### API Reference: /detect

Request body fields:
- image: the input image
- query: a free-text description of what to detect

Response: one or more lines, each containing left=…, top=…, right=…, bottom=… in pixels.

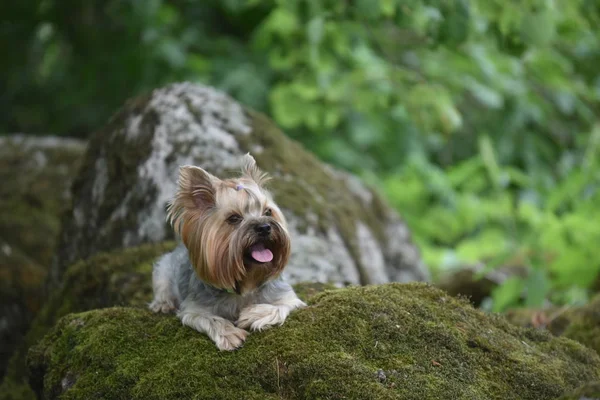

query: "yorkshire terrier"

left=149, top=154, right=306, bottom=350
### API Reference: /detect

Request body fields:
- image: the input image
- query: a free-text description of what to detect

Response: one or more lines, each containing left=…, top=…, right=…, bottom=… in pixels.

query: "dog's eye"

left=226, top=214, right=242, bottom=225
left=264, top=208, right=272, bottom=217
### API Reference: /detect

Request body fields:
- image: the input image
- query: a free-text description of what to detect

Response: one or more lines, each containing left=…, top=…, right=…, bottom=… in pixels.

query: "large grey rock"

left=0, top=134, right=85, bottom=378
left=52, top=83, right=428, bottom=289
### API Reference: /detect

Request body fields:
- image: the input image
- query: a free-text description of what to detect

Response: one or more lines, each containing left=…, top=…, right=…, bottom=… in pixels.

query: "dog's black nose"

left=255, top=223, right=271, bottom=236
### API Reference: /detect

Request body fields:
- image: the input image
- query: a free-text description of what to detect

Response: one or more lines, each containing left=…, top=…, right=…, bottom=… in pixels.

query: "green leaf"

left=263, top=8, right=299, bottom=36
left=380, top=0, right=396, bottom=17
left=455, top=229, right=509, bottom=263
left=517, top=201, right=544, bottom=228
left=270, top=85, right=306, bottom=128
left=186, top=54, right=210, bottom=75
left=478, top=134, right=502, bottom=189
left=491, top=277, right=525, bottom=312
left=307, top=17, right=325, bottom=45
left=550, top=250, right=598, bottom=287
left=355, top=0, right=382, bottom=19
left=520, top=7, right=556, bottom=47
left=157, top=39, right=186, bottom=68
left=546, top=170, right=591, bottom=212
left=323, top=108, right=342, bottom=129
left=524, top=268, right=550, bottom=308
left=464, top=78, right=504, bottom=109
left=446, top=157, right=484, bottom=188
left=407, top=84, right=462, bottom=133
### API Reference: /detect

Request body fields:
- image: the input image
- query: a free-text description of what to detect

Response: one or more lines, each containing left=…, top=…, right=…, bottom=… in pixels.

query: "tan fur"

left=166, top=153, right=290, bottom=293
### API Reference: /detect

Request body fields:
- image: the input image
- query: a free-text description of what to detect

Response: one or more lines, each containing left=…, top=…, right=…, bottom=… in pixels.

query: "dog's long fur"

left=149, top=154, right=305, bottom=350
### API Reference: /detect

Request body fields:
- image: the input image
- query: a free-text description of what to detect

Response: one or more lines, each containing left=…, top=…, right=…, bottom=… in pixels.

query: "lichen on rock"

left=0, top=134, right=85, bottom=379
left=27, top=283, right=600, bottom=400
left=51, top=83, right=428, bottom=291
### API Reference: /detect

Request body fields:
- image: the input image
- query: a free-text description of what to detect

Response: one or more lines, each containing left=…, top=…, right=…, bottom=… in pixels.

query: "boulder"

left=28, top=282, right=600, bottom=400
left=436, top=264, right=528, bottom=307
left=505, top=294, right=600, bottom=355
left=436, top=266, right=504, bottom=307
left=0, top=134, right=85, bottom=379
left=0, top=243, right=333, bottom=399
left=0, top=242, right=174, bottom=399
left=51, top=83, right=428, bottom=290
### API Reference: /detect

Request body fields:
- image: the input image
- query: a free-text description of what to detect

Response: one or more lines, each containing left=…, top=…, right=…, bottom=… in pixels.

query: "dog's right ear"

left=176, top=166, right=220, bottom=212
left=241, top=153, right=271, bottom=187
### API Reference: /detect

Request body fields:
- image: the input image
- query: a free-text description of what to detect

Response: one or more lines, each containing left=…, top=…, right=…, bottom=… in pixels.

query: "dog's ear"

left=241, top=153, right=271, bottom=187
left=176, top=166, right=220, bottom=212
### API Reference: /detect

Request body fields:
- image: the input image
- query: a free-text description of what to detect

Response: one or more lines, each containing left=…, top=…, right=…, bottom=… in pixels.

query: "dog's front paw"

left=236, top=304, right=287, bottom=332
left=149, top=299, right=177, bottom=314
left=213, top=323, right=248, bottom=351
left=180, top=312, right=248, bottom=351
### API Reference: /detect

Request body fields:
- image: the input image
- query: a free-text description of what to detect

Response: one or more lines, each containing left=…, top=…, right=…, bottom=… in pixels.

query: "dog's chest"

left=212, top=292, right=260, bottom=320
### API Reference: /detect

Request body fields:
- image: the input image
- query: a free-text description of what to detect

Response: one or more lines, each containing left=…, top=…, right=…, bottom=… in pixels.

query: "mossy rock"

left=0, top=134, right=85, bottom=379
left=557, top=381, right=600, bottom=400
left=505, top=294, right=600, bottom=356
left=436, top=267, right=502, bottom=307
left=0, top=242, right=176, bottom=400
left=560, top=295, right=600, bottom=357
left=52, top=82, right=428, bottom=291
left=28, top=283, right=600, bottom=400
left=0, top=243, right=333, bottom=399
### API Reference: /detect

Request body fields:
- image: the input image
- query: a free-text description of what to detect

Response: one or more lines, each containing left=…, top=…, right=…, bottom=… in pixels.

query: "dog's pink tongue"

left=251, top=243, right=273, bottom=263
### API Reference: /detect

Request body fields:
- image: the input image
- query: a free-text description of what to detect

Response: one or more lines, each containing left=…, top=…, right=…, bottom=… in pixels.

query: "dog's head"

left=167, top=154, right=290, bottom=294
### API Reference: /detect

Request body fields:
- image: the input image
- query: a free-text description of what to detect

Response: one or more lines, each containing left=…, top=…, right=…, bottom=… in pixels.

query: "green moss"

left=561, top=295, right=600, bottom=356
left=505, top=294, right=600, bottom=356
left=0, top=136, right=84, bottom=300
left=292, top=282, right=339, bottom=302
left=0, top=135, right=85, bottom=379
left=556, top=381, right=600, bottom=400
left=29, top=283, right=600, bottom=400
left=240, top=110, right=395, bottom=284
left=0, top=242, right=176, bottom=400
left=0, top=136, right=84, bottom=269
left=0, top=242, right=332, bottom=400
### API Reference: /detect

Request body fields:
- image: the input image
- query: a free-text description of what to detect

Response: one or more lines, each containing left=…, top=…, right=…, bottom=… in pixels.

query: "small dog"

left=149, top=154, right=306, bottom=350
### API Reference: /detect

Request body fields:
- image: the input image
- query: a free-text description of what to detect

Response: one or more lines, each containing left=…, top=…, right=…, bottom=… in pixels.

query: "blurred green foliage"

left=1, top=0, right=599, bottom=311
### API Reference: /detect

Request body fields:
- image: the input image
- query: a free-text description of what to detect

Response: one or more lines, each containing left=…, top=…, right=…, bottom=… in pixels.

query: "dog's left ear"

left=241, top=153, right=271, bottom=187
left=176, top=165, right=220, bottom=213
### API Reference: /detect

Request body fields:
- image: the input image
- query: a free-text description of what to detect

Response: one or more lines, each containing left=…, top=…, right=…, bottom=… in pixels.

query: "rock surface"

left=28, top=282, right=600, bottom=400
left=51, top=83, right=428, bottom=290
left=0, top=134, right=85, bottom=379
